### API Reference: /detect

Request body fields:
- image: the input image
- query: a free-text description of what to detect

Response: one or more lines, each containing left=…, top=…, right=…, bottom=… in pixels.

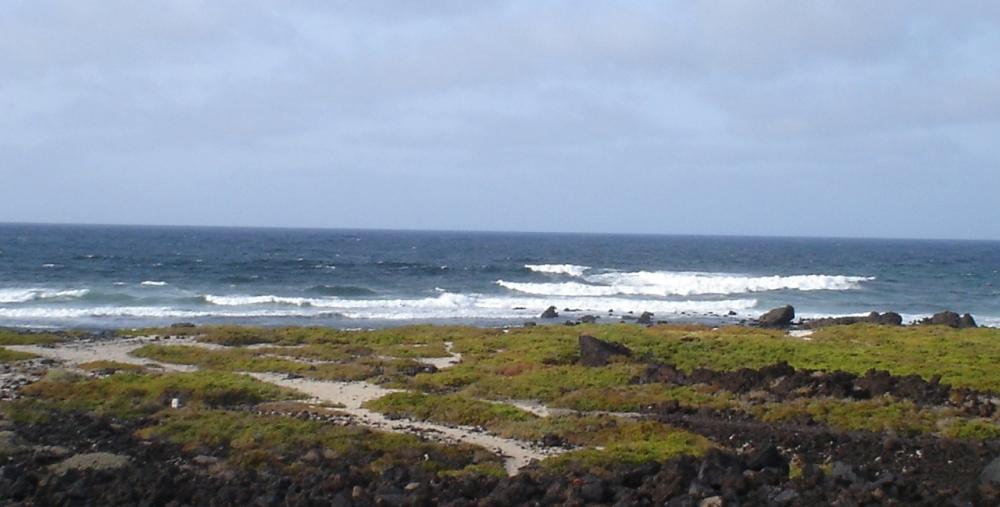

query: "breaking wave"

left=524, top=264, right=590, bottom=277
left=0, top=288, right=90, bottom=304
left=500, top=271, right=873, bottom=297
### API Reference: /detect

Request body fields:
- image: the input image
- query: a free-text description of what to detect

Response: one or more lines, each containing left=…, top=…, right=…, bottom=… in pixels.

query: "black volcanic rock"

left=579, top=335, right=632, bottom=367
left=539, top=306, right=559, bottom=319
left=920, top=311, right=977, bottom=328
left=637, top=311, right=654, bottom=325
left=757, top=306, right=795, bottom=327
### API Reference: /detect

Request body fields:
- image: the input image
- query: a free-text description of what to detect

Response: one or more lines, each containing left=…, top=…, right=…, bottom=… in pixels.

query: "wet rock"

left=637, top=311, right=654, bottom=325
left=757, top=306, right=795, bottom=327
left=579, top=315, right=598, bottom=324
left=540, top=306, right=559, bottom=319
left=578, top=335, right=632, bottom=367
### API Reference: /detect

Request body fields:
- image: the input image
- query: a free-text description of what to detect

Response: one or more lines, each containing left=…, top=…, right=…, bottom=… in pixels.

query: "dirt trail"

left=10, top=336, right=560, bottom=475
left=249, top=373, right=559, bottom=475
left=7, top=337, right=197, bottom=372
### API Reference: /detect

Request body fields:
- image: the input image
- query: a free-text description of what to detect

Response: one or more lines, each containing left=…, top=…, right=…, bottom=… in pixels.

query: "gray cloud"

left=1, top=1, right=998, bottom=239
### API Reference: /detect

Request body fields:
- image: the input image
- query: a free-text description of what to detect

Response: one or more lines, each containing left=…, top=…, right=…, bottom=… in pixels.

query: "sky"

left=1, top=2, right=999, bottom=240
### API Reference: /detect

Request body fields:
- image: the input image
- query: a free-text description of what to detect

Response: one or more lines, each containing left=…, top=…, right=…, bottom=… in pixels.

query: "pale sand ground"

left=788, top=329, right=815, bottom=339
left=9, top=336, right=562, bottom=475
left=250, top=373, right=560, bottom=475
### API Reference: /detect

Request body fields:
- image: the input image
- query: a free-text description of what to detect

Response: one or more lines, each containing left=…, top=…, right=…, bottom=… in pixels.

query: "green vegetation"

left=548, top=384, right=734, bottom=412
left=0, top=329, right=66, bottom=346
left=140, top=409, right=499, bottom=473
left=543, top=428, right=712, bottom=471
left=756, top=397, right=941, bottom=436
left=365, top=392, right=537, bottom=427
left=133, top=343, right=435, bottom=384
left=0, top=347, right=36, bottom=362
left=362, top=391, right=712, bottom=470
left=21, top=370, right=302, bottom=419
left=943, top=418, right=1000, bottom=440
left=77, top=360, right=148, bottom=372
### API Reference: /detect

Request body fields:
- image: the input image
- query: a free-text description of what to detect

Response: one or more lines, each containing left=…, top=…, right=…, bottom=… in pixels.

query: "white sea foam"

left=201, top=292, right=758, bottom=320
left=140, top=281, right=168, bottom=286
left=0, top=288, right=90, bottom=304
left=524, top=264, right=590, bottom=277
left=500, top=271, right=873, bottom=297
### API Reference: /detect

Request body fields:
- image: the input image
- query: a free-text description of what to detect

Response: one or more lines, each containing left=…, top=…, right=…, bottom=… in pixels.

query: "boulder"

left=876, top=311, right=903, bottom=326
left=805, top=311, right=902, bottom=328
left=960, top=313, right=978, bottom=328
left=919, top=311, right=977, bottom=328
left=579, top=335, right=632, bottom=367
left=637, top=311, right=654, bottom=325
left=540, top=306, right=559, bottom=319
left=981, top=457, right=1000, bottom=486
left=579, top=315, right=598, bottom=324
left=757, top=306, right=795, bottom=327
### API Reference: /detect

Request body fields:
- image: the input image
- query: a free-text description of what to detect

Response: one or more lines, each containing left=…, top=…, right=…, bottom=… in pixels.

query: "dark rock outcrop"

left=579, top=335, right=632, bottom=367
left=637, top=311, right=654, bottom=325
left=919, top=311, right=978, bottom=328
left=805, top=311, right=902, bottom=328
left=960, top=313, right=978, bottom=328
left=757, top=306, right=795, bottom=327
left=539, top=306, right=559, bottom=319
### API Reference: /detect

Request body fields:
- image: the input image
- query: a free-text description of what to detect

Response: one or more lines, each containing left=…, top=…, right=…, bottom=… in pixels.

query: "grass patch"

left=0, top=347, right=36, bottom=362
left=364, top=392, right=537, bottom=427
left=140, top=409, right=500, bottom=472
left=548, top=384, right=735, bottom=413
left=756, top=397, right=940, bottom=436
left=541, top=422, right=713, bottom=471
left=943, top=418, right=1000, bottom=440
left=22, top=371, right=303, bottom=419
left=77, top=360, right=148, bottom=373
left=0, top=329, right=66, bottom=346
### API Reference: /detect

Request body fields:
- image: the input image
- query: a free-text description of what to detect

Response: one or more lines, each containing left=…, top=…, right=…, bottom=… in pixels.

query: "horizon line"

left=1, top=220, right=997, bottom=243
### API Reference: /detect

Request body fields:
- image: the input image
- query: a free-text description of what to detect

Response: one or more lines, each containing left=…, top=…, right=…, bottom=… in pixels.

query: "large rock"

left=637, top=311, right=654, bottom=325
left=960, top=313, right=978, bottom=328
left=919, top=311, right=978, bottom=329
left=539, top=306, right=559, bottom=319
left=579, top=335, right=632, bottom=367
left=981, top=457, right=1000, bottom=486
left=805, top=311, right=902, bottom=329
left=757, top=306, right=795, bottom=327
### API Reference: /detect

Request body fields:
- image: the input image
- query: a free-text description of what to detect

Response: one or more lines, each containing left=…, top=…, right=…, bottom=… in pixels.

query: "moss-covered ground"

left=6, top=322, right=1000, bottom=476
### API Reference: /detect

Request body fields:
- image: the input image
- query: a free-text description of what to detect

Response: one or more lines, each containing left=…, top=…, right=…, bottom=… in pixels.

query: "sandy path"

left=12, top=336, right=560, bottom=475
left=248, top=373, right=558, bottom=475
left=7, top=336, right=198, bottom=372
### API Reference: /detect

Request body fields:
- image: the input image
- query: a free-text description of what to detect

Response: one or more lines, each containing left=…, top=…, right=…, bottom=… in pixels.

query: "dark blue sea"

left=0, top=223, right=998, bottom=329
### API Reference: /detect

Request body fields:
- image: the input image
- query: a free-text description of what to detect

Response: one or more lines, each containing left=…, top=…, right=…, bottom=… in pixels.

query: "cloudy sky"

left=1, top=2, right=998, bottom=239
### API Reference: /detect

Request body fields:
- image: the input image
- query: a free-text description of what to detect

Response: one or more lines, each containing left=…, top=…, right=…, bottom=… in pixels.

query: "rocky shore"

left=3, top=320, right=1000, bottom=506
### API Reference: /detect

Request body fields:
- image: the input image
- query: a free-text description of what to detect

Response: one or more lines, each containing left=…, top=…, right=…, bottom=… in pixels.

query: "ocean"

left=0, top=223, right=998, bottom=329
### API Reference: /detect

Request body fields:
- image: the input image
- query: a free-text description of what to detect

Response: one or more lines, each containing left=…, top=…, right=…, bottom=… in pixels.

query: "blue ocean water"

left=0, top=223, right=998, bottom=329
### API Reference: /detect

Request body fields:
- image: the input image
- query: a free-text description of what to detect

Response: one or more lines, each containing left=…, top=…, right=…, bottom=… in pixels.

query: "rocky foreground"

left=3, top=322, right=1000, bottom=506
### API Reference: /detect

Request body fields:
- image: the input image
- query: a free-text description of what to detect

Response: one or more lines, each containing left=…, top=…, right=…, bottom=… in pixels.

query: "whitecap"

left=524, top=264, right=590, bottom=277
left=0, top=288, right=90, bottom=304
left=500, top=271, right=873, bottom=297
left=140, top=281, right=168, bottom=287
